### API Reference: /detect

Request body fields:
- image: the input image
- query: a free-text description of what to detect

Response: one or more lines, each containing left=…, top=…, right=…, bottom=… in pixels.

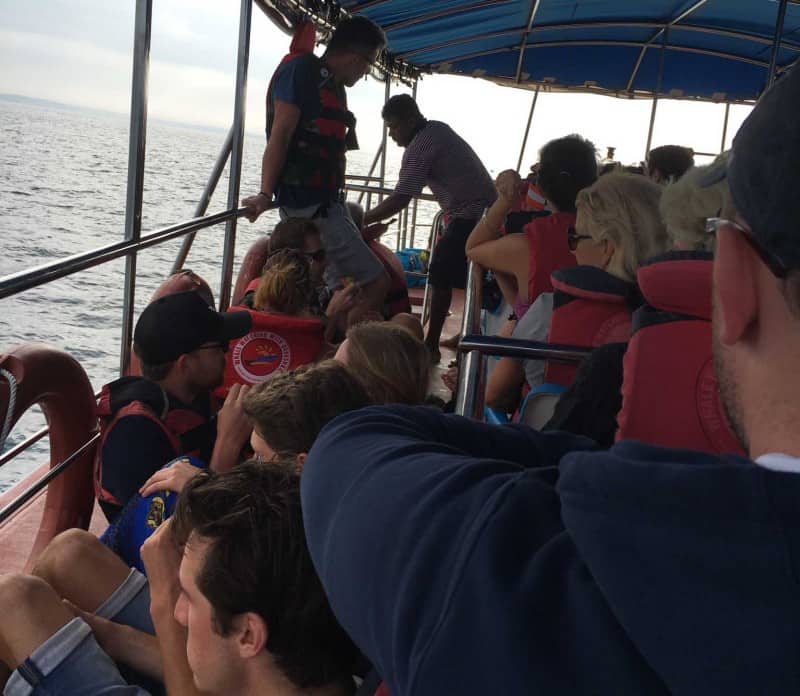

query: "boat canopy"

left=268, top=0, right=800, bottom=103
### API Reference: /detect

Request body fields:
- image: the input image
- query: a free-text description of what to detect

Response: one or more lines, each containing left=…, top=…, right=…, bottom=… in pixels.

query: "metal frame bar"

left=458, top=335, right=591, bottom=363
left=420, top=211, right=443, bottom=328
left=516, top=86, right=539, bottom=172
left=0, top=434, right=100, bottom=526
left=432, top=39, right=773, bottom=73
left=514, top=0, right=542, bottom=83
left=119, top=0, right=152, bottom=376
left=454, top=260, right=484, bottom=419
left=0, top=209, right=247, bottom=301
left=399, top=19, right=800, bottom=61
left=626, top=0, right=709, bottom=91
left=0, top=426, right=48, bottom=469
left=218, top=0, right=253, bottom=312
left=409, top=77, right=420, bottom=250
left=345, top=183, right=436, bottom=203
left=768, top=0, right=789, bottom=88
left=645, top=29, right=669, bottom=158
left=383, top=0, right=513, bottom=33
left=172, top=126, right=235, bottom=273
left=720, top=102, right=730, bottom=153
left=379, top=79, right=390, bottom=205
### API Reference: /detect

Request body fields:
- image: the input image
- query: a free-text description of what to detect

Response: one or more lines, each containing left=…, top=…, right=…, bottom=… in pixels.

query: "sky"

left=0, top=0, right=753, bottom=174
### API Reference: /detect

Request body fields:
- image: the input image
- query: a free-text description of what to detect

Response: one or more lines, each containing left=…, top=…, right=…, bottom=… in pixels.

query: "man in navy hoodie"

left=301, top=66, right=800, bottom=695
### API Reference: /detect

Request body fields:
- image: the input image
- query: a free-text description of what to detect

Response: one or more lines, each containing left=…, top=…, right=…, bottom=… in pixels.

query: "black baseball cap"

left=701, top=65, right=800, bottom=274
left=134, top=291, right=251, bottom=364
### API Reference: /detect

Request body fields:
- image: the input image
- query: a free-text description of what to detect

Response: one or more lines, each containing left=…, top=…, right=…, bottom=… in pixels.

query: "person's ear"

left=713, top=226, right=758, bottom=345
left=294, top=452, right=307, bottom=472
left=236, top=612, right=268, bottom=659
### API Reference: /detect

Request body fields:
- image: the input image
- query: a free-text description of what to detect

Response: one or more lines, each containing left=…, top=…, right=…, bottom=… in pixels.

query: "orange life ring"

left=0, top=343, right=97, bottom=567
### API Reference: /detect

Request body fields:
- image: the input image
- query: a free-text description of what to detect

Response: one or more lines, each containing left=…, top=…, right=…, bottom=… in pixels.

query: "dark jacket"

left=301, top=405, right=800, bottom=695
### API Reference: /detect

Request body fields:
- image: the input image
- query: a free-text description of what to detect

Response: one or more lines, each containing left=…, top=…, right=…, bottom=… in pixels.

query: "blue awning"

left=330, top=0, right=800, bottom=103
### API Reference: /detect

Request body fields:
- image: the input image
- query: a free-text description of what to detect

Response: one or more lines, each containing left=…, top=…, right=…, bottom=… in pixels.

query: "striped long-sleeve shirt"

left=394, top=120, right=496, bottom=219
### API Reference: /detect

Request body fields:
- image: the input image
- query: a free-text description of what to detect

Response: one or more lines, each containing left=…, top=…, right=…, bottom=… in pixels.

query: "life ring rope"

left=0, top=368, right=17, bottom=449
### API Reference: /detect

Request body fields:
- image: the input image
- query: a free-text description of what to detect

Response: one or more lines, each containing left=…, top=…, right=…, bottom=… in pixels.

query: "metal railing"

left=454, top=260, right=485, bottom=419
left=458, top=335, right=593, bottom=363
left=0, top=433, right=100, bottom=525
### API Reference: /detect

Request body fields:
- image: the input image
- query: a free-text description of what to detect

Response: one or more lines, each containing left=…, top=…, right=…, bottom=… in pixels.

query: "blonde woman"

left=486, top=172, right=670, bottom=411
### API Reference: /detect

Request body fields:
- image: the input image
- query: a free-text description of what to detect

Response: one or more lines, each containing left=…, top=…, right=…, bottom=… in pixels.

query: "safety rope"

left=0, top=368, right=17, bottom=449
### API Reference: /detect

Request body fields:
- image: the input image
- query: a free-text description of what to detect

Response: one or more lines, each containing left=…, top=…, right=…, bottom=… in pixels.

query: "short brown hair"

left=344, top=321, right=429, bottom=405
left=269, top=218, right=319, bottom=254
left=254, top=249, right=313, bottom=315
left=243, top=361, right=371, bottom=456
left=171, top=462, right=358, bottom=689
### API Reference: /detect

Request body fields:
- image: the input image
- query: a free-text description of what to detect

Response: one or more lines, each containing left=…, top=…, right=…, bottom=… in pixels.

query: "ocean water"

left=0, top=97, right=438, bottom=492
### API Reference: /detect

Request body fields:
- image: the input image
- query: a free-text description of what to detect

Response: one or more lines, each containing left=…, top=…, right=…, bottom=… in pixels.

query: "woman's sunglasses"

left=567, top=226, right=592, bottom=252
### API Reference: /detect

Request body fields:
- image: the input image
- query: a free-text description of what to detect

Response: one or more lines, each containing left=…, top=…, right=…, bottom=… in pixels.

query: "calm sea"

left=0, top=97, right=438, bottom=492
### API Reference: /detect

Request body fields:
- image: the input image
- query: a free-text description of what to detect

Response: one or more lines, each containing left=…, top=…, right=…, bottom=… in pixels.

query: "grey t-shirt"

left=511, top=292, right=554, bottom=388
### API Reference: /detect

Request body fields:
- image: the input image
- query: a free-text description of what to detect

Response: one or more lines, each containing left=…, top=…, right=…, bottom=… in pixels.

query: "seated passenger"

left=646, top=144, right=694, bottom=184
left=347, top=202, right=422, bottom=322
left=335, top=321, right=430, bottom=405
left=221, top=250, right=333, bottom=395
left=465, top=134, right=598, bottom=319
left=1, top=463, right=359, bottom=695
left=660, top=157, right=728, bottom=250
left=301, top=64, right=800, bottom=696
left=94, top=291, right=251, bottom=522
left=544, top=160, right=729, bottom=446
left=485, top=171, right=669, bottom=412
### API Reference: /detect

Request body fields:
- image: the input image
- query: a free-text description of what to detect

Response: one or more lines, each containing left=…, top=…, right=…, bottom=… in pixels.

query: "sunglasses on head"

left=705, top=217, right=789, bottom=278
left=567, top=226, right=592, bottom=252
left=195, top=341, right=228, bottom=353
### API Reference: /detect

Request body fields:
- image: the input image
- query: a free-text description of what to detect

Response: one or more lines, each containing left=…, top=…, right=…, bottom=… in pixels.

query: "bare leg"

left=425, top=284, right=453, bottom=362
left=32, top=529, right=130, bottom=613
left=0, top=574, right=74, bottom=671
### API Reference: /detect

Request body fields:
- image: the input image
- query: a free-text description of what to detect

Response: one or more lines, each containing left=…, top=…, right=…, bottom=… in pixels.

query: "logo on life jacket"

left=232, top=331, right=292, bottom=383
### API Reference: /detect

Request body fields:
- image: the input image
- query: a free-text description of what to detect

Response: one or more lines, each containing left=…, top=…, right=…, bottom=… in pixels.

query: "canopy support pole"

left=409, top=78, right=420, bottom=249
left=720, top=102, right=730, bottom=153
left=119, top=0, right=152, bottom=376
left=218, top=0, right=252, bottom=312
left=379, top=79, right=390, bottom=204
left=514, top=0, right=542, bottom=83
left=516, top=86, right=540, bottom=172
left=645, top=29, right=668, bottom=161
left=768, top=0, right=788, bottom=88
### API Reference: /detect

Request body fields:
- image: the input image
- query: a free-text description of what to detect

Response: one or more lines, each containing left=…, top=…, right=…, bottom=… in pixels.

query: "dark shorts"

left=427, top=217, right=480, bottom=290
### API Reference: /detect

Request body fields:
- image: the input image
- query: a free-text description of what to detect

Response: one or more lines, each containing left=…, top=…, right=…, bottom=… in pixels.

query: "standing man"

left=363, top=94, right=496, bottom=362
left=242, top=16, right=389, bottom=322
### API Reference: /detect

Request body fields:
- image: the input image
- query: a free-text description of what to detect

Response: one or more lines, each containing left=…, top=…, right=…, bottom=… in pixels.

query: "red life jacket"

left=543, top=266, right=636, bottom=386
left=220, top=304, right=325, bottom=395
left=267, top=50, right=356, bottom=195
left=93, top=377, right=210, bottom=507
left=360, top=231, right=412, bottom=317
left=616, top=251, right=745, bottom=454
left=525, top=211, right=577, bottom=305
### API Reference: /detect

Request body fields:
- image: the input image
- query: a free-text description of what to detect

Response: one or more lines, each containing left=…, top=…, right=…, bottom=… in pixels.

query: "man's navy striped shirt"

left=394, top=120, right=496, bottom=219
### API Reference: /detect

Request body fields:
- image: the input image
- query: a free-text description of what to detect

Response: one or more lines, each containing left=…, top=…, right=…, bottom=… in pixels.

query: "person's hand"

left=139, top=458, right=202, bottom=497
left=325, top=284, right=360, bottom=319
left=495, top=169, right=522, bottom=203
left=442, top=365, right=459, bottom=392
left=141, top=518, right=182, bottom=615
left=216, top=383, right=252, bottom=450
left=241, top=192, right=271, bottom=223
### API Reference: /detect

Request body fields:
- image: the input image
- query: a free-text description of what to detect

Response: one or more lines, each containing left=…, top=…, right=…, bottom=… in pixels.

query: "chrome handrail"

left=454, top=260, right=484, bottom=419
left=0, top=208, right=254, bottom=301
left=458, top=335, right=592, bottom=363
left=0, top=426, right=48, bottom=469
left=0, top=432, right=101, bottom=526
